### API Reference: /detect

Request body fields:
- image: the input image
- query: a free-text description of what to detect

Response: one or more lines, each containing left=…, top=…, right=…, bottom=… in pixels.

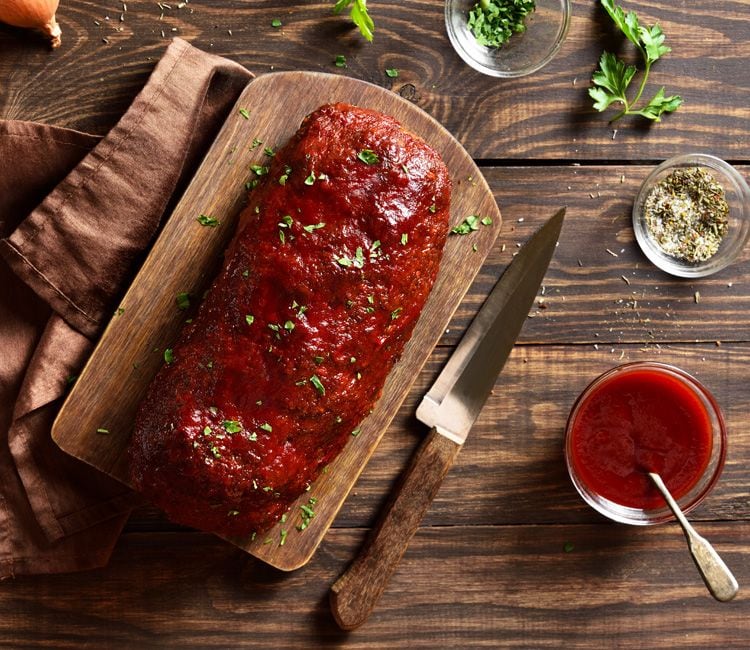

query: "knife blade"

left=330, top=208, right=565, bottom=630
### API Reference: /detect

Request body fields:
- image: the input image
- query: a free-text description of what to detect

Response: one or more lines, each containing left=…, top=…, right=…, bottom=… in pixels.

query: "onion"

left=0, top=0, right=62, bottom=48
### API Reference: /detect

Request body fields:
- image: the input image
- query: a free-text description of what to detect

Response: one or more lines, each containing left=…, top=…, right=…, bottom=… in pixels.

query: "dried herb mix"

left=643, top=167, right=729, bottom=263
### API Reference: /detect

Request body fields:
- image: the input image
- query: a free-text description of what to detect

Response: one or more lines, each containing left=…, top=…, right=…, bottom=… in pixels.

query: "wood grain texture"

left=1, top=1, right=749, bottom=161
left=51, top=71, right=502, bottom=570
left=330, top=429, right=462, bottom=629
left=441, top=165, right=750, bottom=347
left=0, top=525, right=747, bottom=648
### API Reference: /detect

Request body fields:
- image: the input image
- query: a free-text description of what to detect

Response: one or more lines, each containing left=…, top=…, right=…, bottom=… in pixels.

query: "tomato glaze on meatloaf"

left=128, top=103, right=451, bottom=538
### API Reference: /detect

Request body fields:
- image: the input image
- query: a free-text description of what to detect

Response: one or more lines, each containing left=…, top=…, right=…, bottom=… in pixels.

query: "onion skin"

left=0, top=0, right=62, bottom=48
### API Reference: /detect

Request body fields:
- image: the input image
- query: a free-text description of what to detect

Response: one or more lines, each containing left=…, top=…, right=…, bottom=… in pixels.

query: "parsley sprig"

left=589, top=0, right=682, bottom=122
left=332, top=0, right=374, bottom=42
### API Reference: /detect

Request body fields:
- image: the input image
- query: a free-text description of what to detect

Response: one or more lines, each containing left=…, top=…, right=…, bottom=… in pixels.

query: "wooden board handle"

left=329, top=428, right=461, bottom=630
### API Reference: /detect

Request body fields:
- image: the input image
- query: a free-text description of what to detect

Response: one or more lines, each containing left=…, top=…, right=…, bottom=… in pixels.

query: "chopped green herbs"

left=297, top=498, right=317, bottom=530
left=223, top=420, right=242, bottom=434
left=250, top=138, right=263, bottom=149
left=260, top=422, right=273, bottom=432
left=334, top=54, right=347, bottom=68
left=279, top=230, right=286, bottom=244
left=250, top=164, right=269, bottom=176
left=176, top=292, right=190, bottom=310
left=357, top=149, right=379, bottom=164
left=279, top=215, right=293, bottom=228
left=96, top=427, right=110, bottom=435
left=391, top=307, right=403, bottom=320
left=164, top=348, right=174, bottom=364
left=385, top=68, right=399, bottom=78
left=303, top=222, right=325, bottom=233
left=264, top=146, right=275, bottom=157
left=400, top=233, right=408, bottom=245
left=304, top=171, right=316, bottom=185
left=451, top=215, right=492, bottom=235
left=468, top=0, right=535, bottom=49
left=351, top=427, right=362, bottom=437
left=279, top=529, right=288, bottom=546
left=310, top=374, right=326, bottom=396
left=210, top=446, right=221, bottom=459
left=337, top=256, right=353, bottom=267
left=271, top=18, right=282, bottom=28
left=197, top=214, right=220, bottom=227
left=563, top=541, right=575, bottom=553
left=245, top=314, right=255, bottom=325
left=284, top=320, right=295, bottom=332
left=115, top=307, right=125, bottom=316
left=238, top=107, right=250, bottom=120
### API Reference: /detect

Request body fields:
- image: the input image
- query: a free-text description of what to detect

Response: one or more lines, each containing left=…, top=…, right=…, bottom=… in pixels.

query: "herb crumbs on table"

left=238, top=108, right=250, bottom=120
left=271, top=18, right=282, bottom=28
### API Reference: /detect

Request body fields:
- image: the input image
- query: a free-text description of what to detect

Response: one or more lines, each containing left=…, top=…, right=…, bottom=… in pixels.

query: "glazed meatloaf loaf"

left=128, top=103, right=451, bottom=538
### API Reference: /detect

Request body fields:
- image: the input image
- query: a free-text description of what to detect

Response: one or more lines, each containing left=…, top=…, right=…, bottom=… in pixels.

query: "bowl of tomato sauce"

left=565, top=362, right=727, bottom=525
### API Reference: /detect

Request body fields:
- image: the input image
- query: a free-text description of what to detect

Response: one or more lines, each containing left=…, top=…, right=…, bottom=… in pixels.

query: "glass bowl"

left=632, top=154, right=750, bottom=278
left=564, top=362, right=727, bottom=526
left=445, top=0, right=570, bottom=78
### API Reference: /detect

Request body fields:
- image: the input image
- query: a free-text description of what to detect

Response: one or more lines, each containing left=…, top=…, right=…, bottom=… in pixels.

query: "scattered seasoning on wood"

left=467, top=0, right=535, bottom=48
left=643, top=167, right=729, bottom=262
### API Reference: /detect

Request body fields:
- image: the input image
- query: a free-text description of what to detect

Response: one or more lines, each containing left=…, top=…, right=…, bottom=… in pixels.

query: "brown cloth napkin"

left=0, top=38, right=252, bottom=577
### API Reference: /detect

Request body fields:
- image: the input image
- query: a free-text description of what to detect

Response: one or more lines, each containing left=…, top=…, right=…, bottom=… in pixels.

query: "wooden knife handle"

left=329, top=427, right=461, bottom=630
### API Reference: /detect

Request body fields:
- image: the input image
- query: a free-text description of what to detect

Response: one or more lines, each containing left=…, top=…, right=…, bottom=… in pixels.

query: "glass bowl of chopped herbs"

left=445, top=0, right=570, bottom=77
left=633, top=154, right=750, bottom=278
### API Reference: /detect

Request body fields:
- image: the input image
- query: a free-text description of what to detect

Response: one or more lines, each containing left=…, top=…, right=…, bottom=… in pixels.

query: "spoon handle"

left=649, top=472, right=739, bottom=602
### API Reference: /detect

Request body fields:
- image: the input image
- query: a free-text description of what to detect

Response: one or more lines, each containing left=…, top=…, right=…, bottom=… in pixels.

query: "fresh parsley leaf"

left=333, top=0, right=374, bottom=42
left=334, top=54, right=347, bottom=68
left=164, top=348, right=174, bottom=364
left=632, top=87, right=683, bottom=122
left=591, top=0, right=681, bottom=122
left=223, top=420, right=242, bottom=434
left=309, top=374, right=326, bottom=396
left=589, top=51, right=637, bottom=111
left=385, top=68, right=398, bottom=78
left=176, top=292, right=190, bottom=310
left=197, top=214, right=220, bottom=227
left=271, top=18, right=282, bottom=28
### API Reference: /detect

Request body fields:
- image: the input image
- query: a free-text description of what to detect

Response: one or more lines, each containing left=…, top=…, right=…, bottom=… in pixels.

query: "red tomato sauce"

left=568, top=367, right=713, bottom=510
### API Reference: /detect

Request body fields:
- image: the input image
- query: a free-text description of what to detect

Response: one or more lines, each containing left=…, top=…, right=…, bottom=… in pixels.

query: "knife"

left=330, top=207, right=566, bottom=630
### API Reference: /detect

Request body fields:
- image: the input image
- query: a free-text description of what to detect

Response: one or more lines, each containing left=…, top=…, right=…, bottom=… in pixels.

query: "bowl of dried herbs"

left=445, top=0, right=570, bottom=77
left=633, top=154, right=750, bottom=278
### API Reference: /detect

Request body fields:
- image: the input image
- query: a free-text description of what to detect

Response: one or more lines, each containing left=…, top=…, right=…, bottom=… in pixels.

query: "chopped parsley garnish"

left=197, top=214, right=220, bottom=227
left=401, top=233, right=408, bottom=245
left=250, top=164, right=269, bottom=176
left=260, top=422, right=273, bottom=432
left=337, top=256, right=353, bottom=267
left=304, top=171, right=316, bottom=185
left=176, top=292, right=190, bottom=310
left=263, top=146, right=275, bottom=157
left=279, top=215, right=293, bottom=227
left=391, top=307, right=403, bottom=320
left=203, top=426, right=212, bottom=436
left=268, top=323, right=280, bottom=332
left=210, top=446, right=221, bottom=459
left=245, top=314, right=255, bottom=325
left=284, top=320, right=295, bottom=331
left=354, top=247, right=365, bottom=267
left=481, top=216, right=493, bottom=226
left=297, top=498, right=317, bottom=531
left=367, top=295, right=375, bottom=304
left=248, top=432, right=258, bottom=441
left=164, top=348, right=174, bottom=363
left=279, top=230, right=286, bottom=244
left=96, top=427, right=110, bottom=435
left=314, top=355, right=324, bottom=364
left=451, top=215, right=488, bottom=235
left=310, top=374, right=325, bottom=396
left=279, top=529, right=288, bottom=546
left=271, top=18, right=282, bottom=27
left=428, top=204, right=437, bottom=213
left=245, top=179, right=259, bottom=191
left=250, top=138, right=263, bottom=149
left=334, top=54, right=347, bottom=68
left=351, top=427, right=361, bottom=437
left=115, top=307, right=125, bottom=316
left=357, top=149, right=379, bottom=164
left=385, top=68, right=399, bottom=78
left=223, top=420, right=242, bottom=434
left=238, top=108, right=250, bottom=120
left=303, top=222, right=325, bottom=233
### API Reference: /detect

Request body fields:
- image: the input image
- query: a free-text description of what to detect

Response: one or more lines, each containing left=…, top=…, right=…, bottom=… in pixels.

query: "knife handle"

left=329, top=427, right=461, bottom=630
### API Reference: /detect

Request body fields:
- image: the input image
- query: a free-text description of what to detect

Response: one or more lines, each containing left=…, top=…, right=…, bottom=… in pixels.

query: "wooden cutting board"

left=51, top=71, right=502, bottom=570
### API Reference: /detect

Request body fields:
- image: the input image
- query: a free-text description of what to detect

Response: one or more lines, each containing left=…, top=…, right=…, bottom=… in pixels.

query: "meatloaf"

left=128, top=103, right=451, bottom=538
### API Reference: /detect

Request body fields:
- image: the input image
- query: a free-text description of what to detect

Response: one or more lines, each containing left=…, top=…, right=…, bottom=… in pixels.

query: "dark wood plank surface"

left=1, top=0, right=749, bottom=647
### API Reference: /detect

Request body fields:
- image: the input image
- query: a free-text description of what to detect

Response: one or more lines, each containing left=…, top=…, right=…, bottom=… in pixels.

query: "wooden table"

left=1, top=1, right=748, bottom=647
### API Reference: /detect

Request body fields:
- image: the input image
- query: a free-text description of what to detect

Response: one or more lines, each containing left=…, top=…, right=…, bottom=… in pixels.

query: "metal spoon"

left=648, top=472, right=738, bottom=602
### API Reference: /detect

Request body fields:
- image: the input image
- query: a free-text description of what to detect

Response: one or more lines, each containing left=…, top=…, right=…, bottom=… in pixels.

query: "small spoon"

left=648, top=472, right=739, bottom=602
